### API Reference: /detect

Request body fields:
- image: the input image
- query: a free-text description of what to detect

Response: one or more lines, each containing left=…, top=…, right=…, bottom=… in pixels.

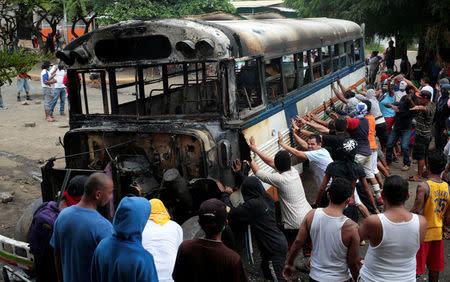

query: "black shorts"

left=413, top=135, right=431, bottom=160
left=375, top=122, right=388, bottom=148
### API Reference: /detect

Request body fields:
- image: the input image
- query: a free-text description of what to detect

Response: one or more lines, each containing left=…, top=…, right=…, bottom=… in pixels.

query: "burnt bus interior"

left=45, top=18, right=364, bottom=223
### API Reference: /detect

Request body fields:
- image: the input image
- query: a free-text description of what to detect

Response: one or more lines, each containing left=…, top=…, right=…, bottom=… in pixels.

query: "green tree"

left=99, top=0, right=235, bottom=24
left=284, top=0, right=449, bottom=63
left=0, top=47, right=44, bottom=86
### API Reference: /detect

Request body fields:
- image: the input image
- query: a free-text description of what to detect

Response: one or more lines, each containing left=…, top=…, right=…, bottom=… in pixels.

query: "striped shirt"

left=255, top=167, right=311, bottom=229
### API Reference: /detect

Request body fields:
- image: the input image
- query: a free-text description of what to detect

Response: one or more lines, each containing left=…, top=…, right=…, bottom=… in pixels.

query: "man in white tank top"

left=359, top=176, right=427, bottom=281
left=283, top=178, right=361, bottom=281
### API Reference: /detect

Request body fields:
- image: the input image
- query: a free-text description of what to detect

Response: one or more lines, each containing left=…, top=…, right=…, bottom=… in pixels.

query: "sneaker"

left=26, top=96, right=32, bottom=101
left=0, top=105, right=7, bottom=110
left=17, top=96, right=21, bottom=102
left=401, top=165, right=410, bottom=171
left=60, top=112, right=65, bottom=116
left=376, top=197, right=384, bottom=205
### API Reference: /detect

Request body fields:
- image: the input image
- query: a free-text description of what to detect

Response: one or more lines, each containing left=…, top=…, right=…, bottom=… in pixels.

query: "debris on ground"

left=24, top=122, right=36, bottom=127
left=1, top=192, right=14, bottom=203
left=34, top=100, right=41, bottom=104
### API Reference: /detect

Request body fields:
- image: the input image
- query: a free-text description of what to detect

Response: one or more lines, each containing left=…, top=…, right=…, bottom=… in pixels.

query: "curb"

left=28, top=74, right=135, bottom=83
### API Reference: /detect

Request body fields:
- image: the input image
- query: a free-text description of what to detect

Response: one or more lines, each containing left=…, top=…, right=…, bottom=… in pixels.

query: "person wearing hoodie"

left=91, top=197, right=158, bottom=282
left=219, top=176, right=288, bottom=282
left=355, top=88, right=388, bottom=151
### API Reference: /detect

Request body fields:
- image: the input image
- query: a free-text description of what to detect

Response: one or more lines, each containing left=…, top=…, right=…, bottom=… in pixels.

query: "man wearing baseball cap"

left=409, top=90, right=435, bottom=181
left=172, top=199, right=248, bottom=282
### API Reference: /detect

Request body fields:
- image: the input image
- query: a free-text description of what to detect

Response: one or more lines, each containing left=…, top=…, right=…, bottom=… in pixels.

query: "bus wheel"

left=14, top=197, right=43, bottom=242
left=181, top=215, right=204, bottom=241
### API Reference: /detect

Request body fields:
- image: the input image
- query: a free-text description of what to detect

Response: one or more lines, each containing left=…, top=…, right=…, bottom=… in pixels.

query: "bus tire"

left=181, top=215, right=204, bottom=241
left=14, top=197, right=43, bottom=242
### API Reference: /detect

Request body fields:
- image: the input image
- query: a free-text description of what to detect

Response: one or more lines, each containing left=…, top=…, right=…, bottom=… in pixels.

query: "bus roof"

left=58, top=18, right=362, bottom=68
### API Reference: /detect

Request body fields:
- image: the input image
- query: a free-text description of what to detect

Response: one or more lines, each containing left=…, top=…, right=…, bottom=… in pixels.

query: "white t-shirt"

left=444, top=140, right=450, bottom=165
left=142, top=220, right=183, bottom=282
left=255, top=167, right=312, bottom=229
left=344, top=97, right=359, bottom=114
left=305, top=148, right=333, bottom=190
left=50, top=68, right=67, bottom=88
left=40, top=69, right=51, bottom=88
left=394, top=90, right=406, bottom=102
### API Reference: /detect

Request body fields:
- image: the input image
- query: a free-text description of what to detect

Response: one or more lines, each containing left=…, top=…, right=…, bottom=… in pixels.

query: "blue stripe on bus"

left=242, top=62, right=364, bottom=130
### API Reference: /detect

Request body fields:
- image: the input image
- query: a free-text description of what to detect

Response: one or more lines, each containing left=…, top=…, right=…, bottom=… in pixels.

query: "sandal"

left=406, top=176, right=422, bottom=182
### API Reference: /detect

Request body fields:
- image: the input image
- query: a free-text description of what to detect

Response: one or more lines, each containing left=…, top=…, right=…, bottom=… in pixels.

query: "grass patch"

left=365, top=42, right=385, bottom=56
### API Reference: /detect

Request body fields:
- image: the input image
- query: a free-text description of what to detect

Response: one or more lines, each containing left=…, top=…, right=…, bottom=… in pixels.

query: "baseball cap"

left=399, top=81, right=407, bottom=90
left=416, top=90, right=431, bottom=100
left=41, top=60, right=52, bottom=69
left=422, top=85, right=433, bottom=94
left=198, top=199, right=227, bottom=235
left=67, top=175, right=88, bottom=197
left=441, top=84, right=450, bottom=91
left=438, top=78, right=449, bottom=86
left=380, top=74, right=389, bottom=83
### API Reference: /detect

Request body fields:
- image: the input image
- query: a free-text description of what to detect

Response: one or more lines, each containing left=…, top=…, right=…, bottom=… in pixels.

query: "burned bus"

left=42, top=17, right=365, bottom=225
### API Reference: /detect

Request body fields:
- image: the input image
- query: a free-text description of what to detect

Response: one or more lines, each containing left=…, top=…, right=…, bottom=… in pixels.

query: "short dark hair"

left=327, top=178, right=353, bottom=204
left=308, top=134, right=321, bottom=144
left=344, top=90, right=355, bottom=99
left=334, top=118, right=347, bottom=132
left=428, top=151, right=446, bottom=174
left=274, top=150, right=291, bottom=172
left=362, top=100, right=372, bottom=112
left=383, top=176, right=409, bottom=206
left=421, top=77, right=430, bottom=84
left=84, top=172, right=111, bottom=196
left=405, top=85, right=414, bottom=94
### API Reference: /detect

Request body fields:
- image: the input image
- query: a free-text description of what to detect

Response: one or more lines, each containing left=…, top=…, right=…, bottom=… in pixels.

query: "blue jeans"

left=49, top=88, right=66, bottom=115
left=386, top=126, right=411, bottom=166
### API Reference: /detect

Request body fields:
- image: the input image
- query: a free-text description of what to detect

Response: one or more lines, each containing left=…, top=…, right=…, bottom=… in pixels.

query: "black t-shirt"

left=326, top=160, right=366, bottom=180
left=392, top=101, right=413, bottom=130
left=322, top=132, right=350, bottom=160
left=173, top=239, right=248, bottom=282
left=412, top=63, right=423, bottom=81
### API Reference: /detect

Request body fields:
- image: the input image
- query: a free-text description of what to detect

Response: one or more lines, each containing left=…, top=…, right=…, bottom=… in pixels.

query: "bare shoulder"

left=361, top=214, right=381, bottom=228
left=417, top=214, right=428, bottom=228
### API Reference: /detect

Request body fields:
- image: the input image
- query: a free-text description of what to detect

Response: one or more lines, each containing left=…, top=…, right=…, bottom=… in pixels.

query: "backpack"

left=29, top=201, right=60, bottom=259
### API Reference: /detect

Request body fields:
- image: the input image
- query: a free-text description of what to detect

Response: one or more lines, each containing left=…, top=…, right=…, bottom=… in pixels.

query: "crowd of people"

left=24, top=42, right=450, bottom=282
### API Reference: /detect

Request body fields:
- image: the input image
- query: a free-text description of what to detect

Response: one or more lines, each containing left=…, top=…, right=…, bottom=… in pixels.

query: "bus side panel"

left=295, top=67, right=366, bottom=116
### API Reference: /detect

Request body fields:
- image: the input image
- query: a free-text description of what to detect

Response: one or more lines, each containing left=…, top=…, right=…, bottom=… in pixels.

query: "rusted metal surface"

left=59, top=18, right=362, bottom=69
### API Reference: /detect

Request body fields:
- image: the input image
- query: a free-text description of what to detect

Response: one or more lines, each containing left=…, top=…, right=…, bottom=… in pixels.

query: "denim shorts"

left=17, top=78, right=30, bottom=93
left=43, top=87, right=54, bottom=110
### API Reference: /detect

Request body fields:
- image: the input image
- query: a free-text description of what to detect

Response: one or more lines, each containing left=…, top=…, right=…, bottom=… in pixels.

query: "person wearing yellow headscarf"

left=142, top=199, right=183, bottom=282
left=149, top=199, right=171, bottom=225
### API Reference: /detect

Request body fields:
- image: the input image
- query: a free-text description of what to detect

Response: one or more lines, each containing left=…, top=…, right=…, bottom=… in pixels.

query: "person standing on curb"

left=411, top=151, right=450, bottom=282
left=41, top=61, right=56, bottom=122
left=359, top=176, right=427, bottom=281
left=49, top=63, right=67, bottom=117
left=17, top=72, right=32, bottom=101
left=0, top=84, right=7, bottom=110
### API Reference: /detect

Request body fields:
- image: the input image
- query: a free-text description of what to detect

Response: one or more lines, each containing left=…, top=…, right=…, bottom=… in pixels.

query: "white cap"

left=399, top=81, right=407, bottom=90
left=422, top=85, right=433, bottom=93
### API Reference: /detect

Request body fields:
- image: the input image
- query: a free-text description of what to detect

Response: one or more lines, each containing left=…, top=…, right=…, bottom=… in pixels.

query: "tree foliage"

left=284, top=0, right=450, bottom=62
left=98, top=0, right=235, bottom=24
left=0, top=47, right=44, bottom=86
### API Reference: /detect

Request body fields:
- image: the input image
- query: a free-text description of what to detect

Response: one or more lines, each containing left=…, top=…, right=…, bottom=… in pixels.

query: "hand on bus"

left=247, top=136, right=256, bottom=151
left=291, top=118, right=299, bottom=131
left=278, top=132, right=284, bottom=145
left=232, top=159, right=241, bottom=173
left=329, top=113, right=339, bottom=120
